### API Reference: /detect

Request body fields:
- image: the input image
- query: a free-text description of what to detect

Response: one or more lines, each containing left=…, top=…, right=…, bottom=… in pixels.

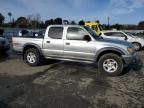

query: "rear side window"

left=48, top=27, right=63, bottom=39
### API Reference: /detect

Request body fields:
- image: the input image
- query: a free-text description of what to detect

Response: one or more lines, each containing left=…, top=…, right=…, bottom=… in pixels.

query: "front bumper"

left=122, top=53, right=136, bottom=65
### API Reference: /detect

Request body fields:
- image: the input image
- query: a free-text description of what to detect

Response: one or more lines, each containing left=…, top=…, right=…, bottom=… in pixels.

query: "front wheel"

left=98, top=53, right=124, bottom=76
left=24, top=48, right=40, bottom=66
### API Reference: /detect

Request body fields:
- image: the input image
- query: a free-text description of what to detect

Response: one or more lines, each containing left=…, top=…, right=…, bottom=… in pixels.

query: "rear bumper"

left=122, top=53, right=136, bottom=65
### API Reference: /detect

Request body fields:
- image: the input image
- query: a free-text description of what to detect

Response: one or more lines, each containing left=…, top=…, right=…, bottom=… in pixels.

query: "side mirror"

left=125, top=36, right=128, bottom=40
left=84, top=35, right=91, bottom=41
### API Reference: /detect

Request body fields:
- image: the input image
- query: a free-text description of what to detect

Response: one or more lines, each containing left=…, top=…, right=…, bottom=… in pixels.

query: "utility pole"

left=107, top=16, right=110, bottom=26
left=107, top=16, right=110, bottom=29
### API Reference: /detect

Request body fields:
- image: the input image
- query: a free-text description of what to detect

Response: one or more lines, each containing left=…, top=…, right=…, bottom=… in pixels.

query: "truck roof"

left=47, top=25, right=84, bottom=28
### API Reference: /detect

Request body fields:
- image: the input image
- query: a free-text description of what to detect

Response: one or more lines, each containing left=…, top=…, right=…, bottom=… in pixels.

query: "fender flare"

left=95, top=47, right=125, bottom=62
left=23, top=43, right=44, bottom=58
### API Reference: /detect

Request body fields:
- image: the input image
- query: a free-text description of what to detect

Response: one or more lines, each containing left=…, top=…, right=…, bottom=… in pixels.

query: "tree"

left=11, top=18, right=16, bottom=27
left=27, top=14, right=41, bottom=28
left=15, top=17, right=29, bottom=28
left=39, top=21, right=45, bottom=29
left=30, top=20, right=40, bottom=29
left=45, top=19, right=54, bottom=26
left=86, top=21, right=91, bottom=23
left=95, top=20, right=100, bottom=23
left=78, top=20, right=85, bottom=25
left=8, top=12, right=12, bottom=22
left=63, top=20, right=69, bottom=24
left=0, top=13, right=5, bottom=26
left=111, top=24, right=123, bottom=30
left=70, top=21, right=76, bottom=25
left=138, top=21, right=144, bottom=30
left=54, top=18, right=62, bottom=24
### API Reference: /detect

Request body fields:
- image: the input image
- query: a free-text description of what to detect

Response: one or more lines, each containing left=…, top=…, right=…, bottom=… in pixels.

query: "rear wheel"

left=24, top=48, right=40, bottom=66
left=98, top=53, right=123, bottom=76
left=132, top=42, right=141, bottom=51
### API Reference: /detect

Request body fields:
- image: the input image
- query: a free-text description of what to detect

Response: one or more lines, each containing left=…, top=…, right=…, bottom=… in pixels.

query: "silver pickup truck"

left=12, top=25, right=136, bottom=76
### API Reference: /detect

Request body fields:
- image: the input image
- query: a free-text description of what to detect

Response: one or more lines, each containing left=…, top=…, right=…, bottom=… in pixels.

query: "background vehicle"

left=101, top=31, right=144, bottom=50
left=0, top=29, right=10, bottom=53
left=12, top=25, right=136, bottom=76
left=18, top=29, right=45, bottom=38
left=85, top=21, right=102, bottom=35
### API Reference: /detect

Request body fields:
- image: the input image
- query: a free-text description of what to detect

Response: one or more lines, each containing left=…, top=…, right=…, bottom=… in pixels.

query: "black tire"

left=98, top=53, right=124, bottom=76
left=132, top=42, right=141, bottom=51
left=24, top=48, right=40, bottom=66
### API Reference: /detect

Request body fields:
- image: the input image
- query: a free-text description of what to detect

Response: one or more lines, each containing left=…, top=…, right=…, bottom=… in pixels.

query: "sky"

left=0, top=0, right=144, bottom=24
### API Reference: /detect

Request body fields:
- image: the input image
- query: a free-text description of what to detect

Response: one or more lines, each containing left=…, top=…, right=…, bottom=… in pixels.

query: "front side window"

left=48, top=27, right=63, bottom=39
left=67, top=27, right=88, bottom=40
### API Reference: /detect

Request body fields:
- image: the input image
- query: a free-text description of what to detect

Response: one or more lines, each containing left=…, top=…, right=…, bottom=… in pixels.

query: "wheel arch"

left=96, top=48, right=125, bottom=63
left=23, top=43, right=44, bottom=59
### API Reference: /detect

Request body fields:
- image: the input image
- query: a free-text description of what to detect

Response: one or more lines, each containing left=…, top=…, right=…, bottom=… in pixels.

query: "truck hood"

left=98, top=38, right=133, bottom=47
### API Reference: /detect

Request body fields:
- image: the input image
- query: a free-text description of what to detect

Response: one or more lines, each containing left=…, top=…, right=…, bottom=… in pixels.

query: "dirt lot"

left=0, top=50, right=144, bottom=108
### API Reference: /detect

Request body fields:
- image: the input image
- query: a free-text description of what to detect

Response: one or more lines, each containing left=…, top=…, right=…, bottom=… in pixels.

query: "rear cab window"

left=48, top=27, right=63, bottom=39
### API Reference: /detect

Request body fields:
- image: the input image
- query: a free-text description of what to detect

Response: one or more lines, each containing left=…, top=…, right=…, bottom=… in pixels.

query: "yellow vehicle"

left=85, top=21, right=102, bottom=35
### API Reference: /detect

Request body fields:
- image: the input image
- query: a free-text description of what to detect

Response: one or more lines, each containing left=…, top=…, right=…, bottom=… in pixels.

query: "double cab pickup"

left=13, top=25, right=136, bottom=76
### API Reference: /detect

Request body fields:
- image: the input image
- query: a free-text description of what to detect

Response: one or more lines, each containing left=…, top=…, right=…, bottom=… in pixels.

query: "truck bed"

left=12, top=37, right=44, bottom=52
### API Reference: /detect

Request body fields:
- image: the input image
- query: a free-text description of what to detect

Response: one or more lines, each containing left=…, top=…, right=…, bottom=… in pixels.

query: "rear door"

left=64, top=27, right=96, bottom=61
left=42, top=26, right=64, bottom=57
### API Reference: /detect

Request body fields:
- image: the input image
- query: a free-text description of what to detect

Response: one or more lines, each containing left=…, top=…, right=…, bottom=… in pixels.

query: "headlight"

left=127, top=47, right=135, bottom=54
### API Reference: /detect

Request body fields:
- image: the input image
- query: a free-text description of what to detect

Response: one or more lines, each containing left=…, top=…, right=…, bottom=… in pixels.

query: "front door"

left=64, top=27, right=96, bottom=61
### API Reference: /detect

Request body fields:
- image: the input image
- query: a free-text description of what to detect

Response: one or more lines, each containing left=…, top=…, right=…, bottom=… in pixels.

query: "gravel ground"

left=0, top=50, right=144, bottom=108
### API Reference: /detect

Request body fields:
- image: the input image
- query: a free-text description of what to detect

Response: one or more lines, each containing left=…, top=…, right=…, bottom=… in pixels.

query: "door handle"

left=47, top=41, right=50, bottom=43
left=66, top=42, right=70, bottom=45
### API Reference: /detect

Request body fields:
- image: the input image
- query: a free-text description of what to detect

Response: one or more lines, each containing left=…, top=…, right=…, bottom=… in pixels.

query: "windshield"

left=84, top=26, right=102, bottom=39
left=124, top=32, right=134, bottom=37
